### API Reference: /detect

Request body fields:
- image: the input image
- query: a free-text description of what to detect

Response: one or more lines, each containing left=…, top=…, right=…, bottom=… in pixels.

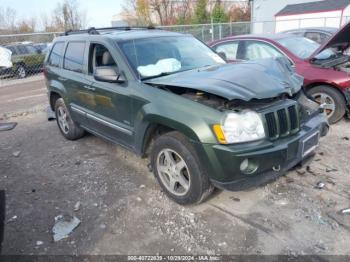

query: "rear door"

left=83, top=41, right=134, bottom=147
left=61, top=41, right=93, bottom=127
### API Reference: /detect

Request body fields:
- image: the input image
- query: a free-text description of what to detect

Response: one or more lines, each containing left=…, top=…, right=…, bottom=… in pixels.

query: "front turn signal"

left=212, top=124, right=227, bottom=144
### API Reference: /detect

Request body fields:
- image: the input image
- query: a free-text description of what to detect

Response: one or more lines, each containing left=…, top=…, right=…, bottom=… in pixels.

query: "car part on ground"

left=0, top=122, right=17, bottom=131
left=44, top=27, right=329, bottom=205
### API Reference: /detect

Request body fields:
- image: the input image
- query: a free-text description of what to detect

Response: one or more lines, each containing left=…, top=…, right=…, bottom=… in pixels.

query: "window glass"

left=305, top=32, right=322, bottom=44
left=48, top=42, right=64, bottom=67
left=214, top=41, right=239, bottom=60
left=17, top=45, right=28, bottom=55
left=118, top=36, right=225, bottom=79
left=244, top=41, right=284, bottom=60
left=89, top=43, right=117, bottom=74
left=64, top=42, right=85, bottom=73
left=26, top=45, right=38, bottom=54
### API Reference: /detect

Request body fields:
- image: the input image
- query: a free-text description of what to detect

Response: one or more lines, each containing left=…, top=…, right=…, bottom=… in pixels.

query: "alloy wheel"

left=156, top=149, right=191, bottom=196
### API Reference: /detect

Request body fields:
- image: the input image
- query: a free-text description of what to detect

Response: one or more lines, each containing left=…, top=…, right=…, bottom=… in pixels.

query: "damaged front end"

left=144, top=58, right=329, bottom=189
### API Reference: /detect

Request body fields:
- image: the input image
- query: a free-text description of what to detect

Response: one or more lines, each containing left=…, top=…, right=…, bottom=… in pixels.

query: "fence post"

left=230, top=22, right=232, bottom=36
left=219, top=24, right=222, bottom=39
left=201, top=26, right=204, bottom=41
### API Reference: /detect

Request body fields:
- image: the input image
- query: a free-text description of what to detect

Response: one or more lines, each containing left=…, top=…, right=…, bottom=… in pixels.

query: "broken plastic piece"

left=52, top=214, right=80, bottom=242
left=0, top=122, right=17, bottom=131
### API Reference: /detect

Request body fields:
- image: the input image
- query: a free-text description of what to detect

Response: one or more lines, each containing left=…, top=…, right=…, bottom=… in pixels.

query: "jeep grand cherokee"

left=44, top=27, right=329, bottom=205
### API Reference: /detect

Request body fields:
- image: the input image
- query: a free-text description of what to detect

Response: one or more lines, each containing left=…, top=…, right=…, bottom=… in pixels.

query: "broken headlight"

left=213, top=110, right=265, bottom=144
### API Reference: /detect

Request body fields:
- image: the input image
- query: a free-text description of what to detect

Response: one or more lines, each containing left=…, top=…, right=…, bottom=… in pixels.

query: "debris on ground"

left=341, top=208, right=350, bottom=214
left=7, top=215, right=17, bottom=223
left=296, top=169, right=306, bottom=176
left=326, top=167, right=338, bottom=173
left=139, top=184, right=146, bottom=189
left=0, top=122, right=17, bottom=131
left=47, top=107, right=56, bottom=121
left=341, top=137, right=349, bottom=141
left=315, top=181, right=325, bottom=190
left=74, top=201, right=81, bottom=212
left=52, top=214, right=81, bottom=242
left=36, top=241, right=43, bottom=246
left=136, top=197, right=142, bottom=202
left=306, top=166, right=315, bottom=175
left=230, top=196, right=240, bottom=202
left=286, top=177, right=294, bottom=183
left=12, top=151, right=21, bottom=157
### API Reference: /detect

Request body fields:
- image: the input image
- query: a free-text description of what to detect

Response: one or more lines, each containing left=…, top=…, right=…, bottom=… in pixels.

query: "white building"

left=252, top=0, right=350, bottom=33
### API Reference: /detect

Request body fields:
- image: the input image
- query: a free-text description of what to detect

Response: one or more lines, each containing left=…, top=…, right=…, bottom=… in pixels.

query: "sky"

left=1, top=0, right=124, bottom=29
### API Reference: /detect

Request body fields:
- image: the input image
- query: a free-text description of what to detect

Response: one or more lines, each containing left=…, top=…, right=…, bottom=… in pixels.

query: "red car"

left=209, top=24, right=350, bottom=124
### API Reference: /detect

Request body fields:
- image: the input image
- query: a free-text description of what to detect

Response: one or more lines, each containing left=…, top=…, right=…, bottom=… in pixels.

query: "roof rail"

left=63, top=26, right=157, bottom=36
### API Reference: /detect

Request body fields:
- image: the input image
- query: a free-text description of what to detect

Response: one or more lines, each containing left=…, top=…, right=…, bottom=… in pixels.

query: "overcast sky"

left=2, top=0, right=124, bottom=28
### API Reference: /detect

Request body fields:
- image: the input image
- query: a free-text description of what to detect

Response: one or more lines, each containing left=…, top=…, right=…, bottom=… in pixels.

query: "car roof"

left=221, top=33, right=299, bottom=41
left=283, top=27, right=337, bottom=33
left=55, top=29, right=186, bottom=42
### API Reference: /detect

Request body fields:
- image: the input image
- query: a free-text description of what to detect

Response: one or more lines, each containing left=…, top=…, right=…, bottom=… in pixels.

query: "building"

left=252, top=0, right=350, bottom=33
left=275, top=0, right=350, bottom=32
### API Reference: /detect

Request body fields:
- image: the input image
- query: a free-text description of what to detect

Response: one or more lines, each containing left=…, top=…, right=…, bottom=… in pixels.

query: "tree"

left=0, top=7, right=17, bottom=33
left=192, top=0, right=209, bottom=24
left=211, top=0, right=228, bottom=23
left=228, top=4, right=251, bottom=22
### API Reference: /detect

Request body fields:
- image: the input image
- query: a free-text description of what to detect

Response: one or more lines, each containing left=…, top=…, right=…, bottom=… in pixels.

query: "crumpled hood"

left=144, top=58, right=303, bottom=101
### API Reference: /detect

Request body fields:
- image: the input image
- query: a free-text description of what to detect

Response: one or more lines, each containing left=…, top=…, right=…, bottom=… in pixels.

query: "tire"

left=307, top=85, right=346, bottom=124
left=151, top=131, right=213, bottom=205
left=54, top=98, right=85, bottom=140
left=16, top=65, right=26, bottom=79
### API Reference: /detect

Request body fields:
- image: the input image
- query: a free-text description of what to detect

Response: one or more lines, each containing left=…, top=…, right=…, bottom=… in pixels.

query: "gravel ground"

left=0, top=81, right=350, bottom=255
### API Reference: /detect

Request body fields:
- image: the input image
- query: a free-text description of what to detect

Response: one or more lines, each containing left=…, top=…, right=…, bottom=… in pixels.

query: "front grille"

left=264, top=104, right=300, bottom=140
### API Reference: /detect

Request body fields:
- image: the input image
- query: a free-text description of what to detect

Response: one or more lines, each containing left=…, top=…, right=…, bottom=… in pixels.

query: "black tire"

left=307, top=85, right=346, bottom=124
left=151, top=131, right=213, bottom=205
left=16, top=65, right=27, bottom=79
left=54, top=98, right=85, bottom=140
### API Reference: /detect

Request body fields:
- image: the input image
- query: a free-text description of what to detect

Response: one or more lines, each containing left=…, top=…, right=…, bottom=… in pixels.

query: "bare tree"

left=0, top=7, right=17, bottom=33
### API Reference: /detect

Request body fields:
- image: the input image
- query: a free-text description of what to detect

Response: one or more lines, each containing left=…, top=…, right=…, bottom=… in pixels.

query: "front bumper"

left=192, top=113, right=329, bottom=191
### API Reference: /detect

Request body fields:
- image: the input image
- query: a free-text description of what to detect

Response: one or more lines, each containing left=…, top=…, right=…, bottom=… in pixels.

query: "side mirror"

left=94, top=66, right=126, bottom=83
left=217, top=51, right=227, bottom=61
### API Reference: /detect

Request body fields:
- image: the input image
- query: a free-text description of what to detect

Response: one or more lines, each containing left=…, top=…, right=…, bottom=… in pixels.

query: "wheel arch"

left=49, top=91, right=63, bottom=111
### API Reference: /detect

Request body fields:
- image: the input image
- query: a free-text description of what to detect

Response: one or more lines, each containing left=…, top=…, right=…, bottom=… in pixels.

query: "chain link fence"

left=0, top=16, right=349, bottom=84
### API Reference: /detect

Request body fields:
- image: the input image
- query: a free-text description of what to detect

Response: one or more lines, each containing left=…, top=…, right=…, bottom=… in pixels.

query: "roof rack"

left=63, top=26, right=157, bottom=36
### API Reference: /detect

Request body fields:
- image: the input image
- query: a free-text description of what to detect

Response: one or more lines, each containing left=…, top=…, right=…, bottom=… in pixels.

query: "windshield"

left=118, top=36, right=225, bottom=79
left=277, top=36, right=336, bottom=60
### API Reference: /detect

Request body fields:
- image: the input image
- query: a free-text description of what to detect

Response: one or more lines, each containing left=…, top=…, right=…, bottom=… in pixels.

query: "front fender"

left=133, top=101, right=221, bottom=154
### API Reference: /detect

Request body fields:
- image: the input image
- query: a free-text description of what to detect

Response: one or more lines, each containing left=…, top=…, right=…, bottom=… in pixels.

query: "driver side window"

left=89, top=43, right=118, bottom=74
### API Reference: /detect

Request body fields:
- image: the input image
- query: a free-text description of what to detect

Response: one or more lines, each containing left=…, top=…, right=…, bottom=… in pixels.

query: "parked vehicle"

left=44, top=27, right=328, bottom=205
left=282, top=27, right=337, bottom=44
left=210, top=23, right=350, bottom=124
left=2, top=43, right=45, bottom=78
left=0, top=46, right=13, bottom=77
left=34, top=43, right=50, bottom=54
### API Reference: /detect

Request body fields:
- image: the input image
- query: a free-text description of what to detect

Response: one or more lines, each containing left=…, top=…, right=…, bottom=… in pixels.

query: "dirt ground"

left=0, top=79, right=350, bottom=255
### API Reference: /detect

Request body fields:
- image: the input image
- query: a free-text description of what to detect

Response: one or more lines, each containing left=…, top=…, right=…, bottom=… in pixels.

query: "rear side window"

left=48, top=42, right=64, bottom=67
left=63, top=42, right=85, bottom=73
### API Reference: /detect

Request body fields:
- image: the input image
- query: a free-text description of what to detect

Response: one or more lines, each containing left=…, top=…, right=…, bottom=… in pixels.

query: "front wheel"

left=151, top=131, right=213, bottom=205
left=54, top=98, right=85, bottom=140
left=307, top=85, right=346, bottom=124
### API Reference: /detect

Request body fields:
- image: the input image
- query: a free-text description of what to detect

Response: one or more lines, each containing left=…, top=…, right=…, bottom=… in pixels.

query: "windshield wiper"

left=141, top=72, right=175, bottom=81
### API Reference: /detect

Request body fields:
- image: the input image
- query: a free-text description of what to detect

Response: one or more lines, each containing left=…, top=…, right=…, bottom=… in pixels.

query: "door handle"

left=83, top=85, right=95, bottom=91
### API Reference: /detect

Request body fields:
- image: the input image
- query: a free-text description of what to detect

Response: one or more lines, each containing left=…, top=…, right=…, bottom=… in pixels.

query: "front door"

left=84, top=42, right=134, bottom=147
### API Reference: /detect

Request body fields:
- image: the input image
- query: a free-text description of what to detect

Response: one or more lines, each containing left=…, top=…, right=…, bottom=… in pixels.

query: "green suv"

left=4, top=43, right=45, bottom=78
left=44, top=27, right=329, bottom=205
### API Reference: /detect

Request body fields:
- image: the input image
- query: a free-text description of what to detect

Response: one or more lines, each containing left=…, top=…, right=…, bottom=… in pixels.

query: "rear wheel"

left=54, top=98, right=85, bottom=140
left=307, top=85, right=346, bottom=124
left=16, top=65, right=26, bottom=78
left=151, top=131, right=213, bottom=205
